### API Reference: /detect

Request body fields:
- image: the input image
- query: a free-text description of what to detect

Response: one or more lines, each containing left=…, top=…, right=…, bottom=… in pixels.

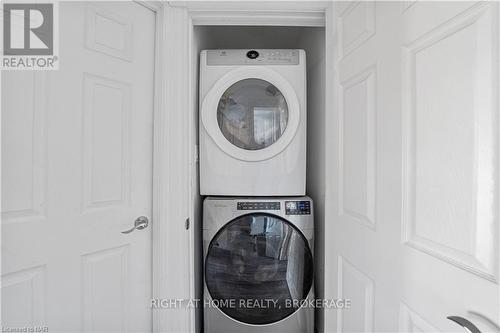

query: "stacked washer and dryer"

left=200, top=49, right=314, bottom=333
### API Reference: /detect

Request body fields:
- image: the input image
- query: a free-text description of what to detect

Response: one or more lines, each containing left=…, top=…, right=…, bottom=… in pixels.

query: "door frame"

left=132, top=1, right=174, bottom=331
left=156, top=1, right=335, bottom=332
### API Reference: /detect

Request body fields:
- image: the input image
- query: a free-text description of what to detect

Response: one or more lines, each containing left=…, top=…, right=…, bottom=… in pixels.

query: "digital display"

left=285, top=201, right=311, bottom=215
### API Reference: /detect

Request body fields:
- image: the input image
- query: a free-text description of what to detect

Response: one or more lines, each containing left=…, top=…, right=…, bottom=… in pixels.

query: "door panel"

left=325, top=1, right=499, bottom=332
left=402, top=1, right=497, bottom=280
left=400, top=1, right=499, bottom=330
left=1, top=2, right=156, bottom=332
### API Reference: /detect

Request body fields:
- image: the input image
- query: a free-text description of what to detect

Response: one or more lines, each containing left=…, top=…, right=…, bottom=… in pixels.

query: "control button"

left=237, top=202, right=280, bottom=210
left=246, top=50, right=259, bottom=59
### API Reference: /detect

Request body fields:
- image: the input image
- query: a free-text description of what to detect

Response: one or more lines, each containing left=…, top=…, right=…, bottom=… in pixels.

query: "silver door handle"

left=121, top=216, right=149, bottom=234
left=447, top=316, right=481, bottom=333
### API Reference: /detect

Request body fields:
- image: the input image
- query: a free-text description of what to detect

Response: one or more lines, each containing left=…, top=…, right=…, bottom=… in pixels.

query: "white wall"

left=192, top=25, right=326, bottom=332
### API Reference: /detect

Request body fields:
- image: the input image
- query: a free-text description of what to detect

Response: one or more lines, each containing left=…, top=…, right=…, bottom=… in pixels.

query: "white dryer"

left=199, top=49, right=306, bottom=196
left=203, top=197, right=314, bottom=333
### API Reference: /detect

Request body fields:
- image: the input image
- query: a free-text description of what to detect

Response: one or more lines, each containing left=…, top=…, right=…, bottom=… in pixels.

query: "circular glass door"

left=217, top=79, right=289, bottom=150
left=205, top=214, right=313, bottom=325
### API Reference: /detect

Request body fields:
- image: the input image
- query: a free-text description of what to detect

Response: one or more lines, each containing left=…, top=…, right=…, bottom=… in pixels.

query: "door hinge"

left=185, top=218, right=190, bottom=230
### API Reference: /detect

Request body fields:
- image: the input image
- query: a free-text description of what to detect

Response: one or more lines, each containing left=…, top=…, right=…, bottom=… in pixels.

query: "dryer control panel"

left=206, top=49, right=300, bottom=66
left=285, top=201, right=311, bottom=215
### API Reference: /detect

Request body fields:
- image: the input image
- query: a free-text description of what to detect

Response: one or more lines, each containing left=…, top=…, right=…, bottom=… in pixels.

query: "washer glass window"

left=217, top=79, right=289, bottom=150
left=205, top=213, right=313, bottom=325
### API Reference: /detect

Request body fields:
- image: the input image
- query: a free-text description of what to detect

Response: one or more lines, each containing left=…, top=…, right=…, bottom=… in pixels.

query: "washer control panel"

left=237, top=202, right=281, bottom=211
left=206, top=49, right=300, bottom=66
left=285, top=201, right=311, bottom=215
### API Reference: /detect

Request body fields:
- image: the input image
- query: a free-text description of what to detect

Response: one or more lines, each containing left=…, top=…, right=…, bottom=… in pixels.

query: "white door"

left=1, top=2, right=156, bottom=332
left=325, top=1, right=499, bottom=332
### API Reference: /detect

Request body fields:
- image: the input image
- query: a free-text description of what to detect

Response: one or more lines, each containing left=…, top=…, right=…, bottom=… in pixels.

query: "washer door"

left=205, top=213, right=313, bottom=325
left=201, top=67, right=301, bottom=162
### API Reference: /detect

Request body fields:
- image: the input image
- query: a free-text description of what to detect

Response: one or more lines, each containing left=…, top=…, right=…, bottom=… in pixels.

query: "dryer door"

left=205, top=213, right=313, bottom=325
left=201, top=67, right=301, bottom=162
